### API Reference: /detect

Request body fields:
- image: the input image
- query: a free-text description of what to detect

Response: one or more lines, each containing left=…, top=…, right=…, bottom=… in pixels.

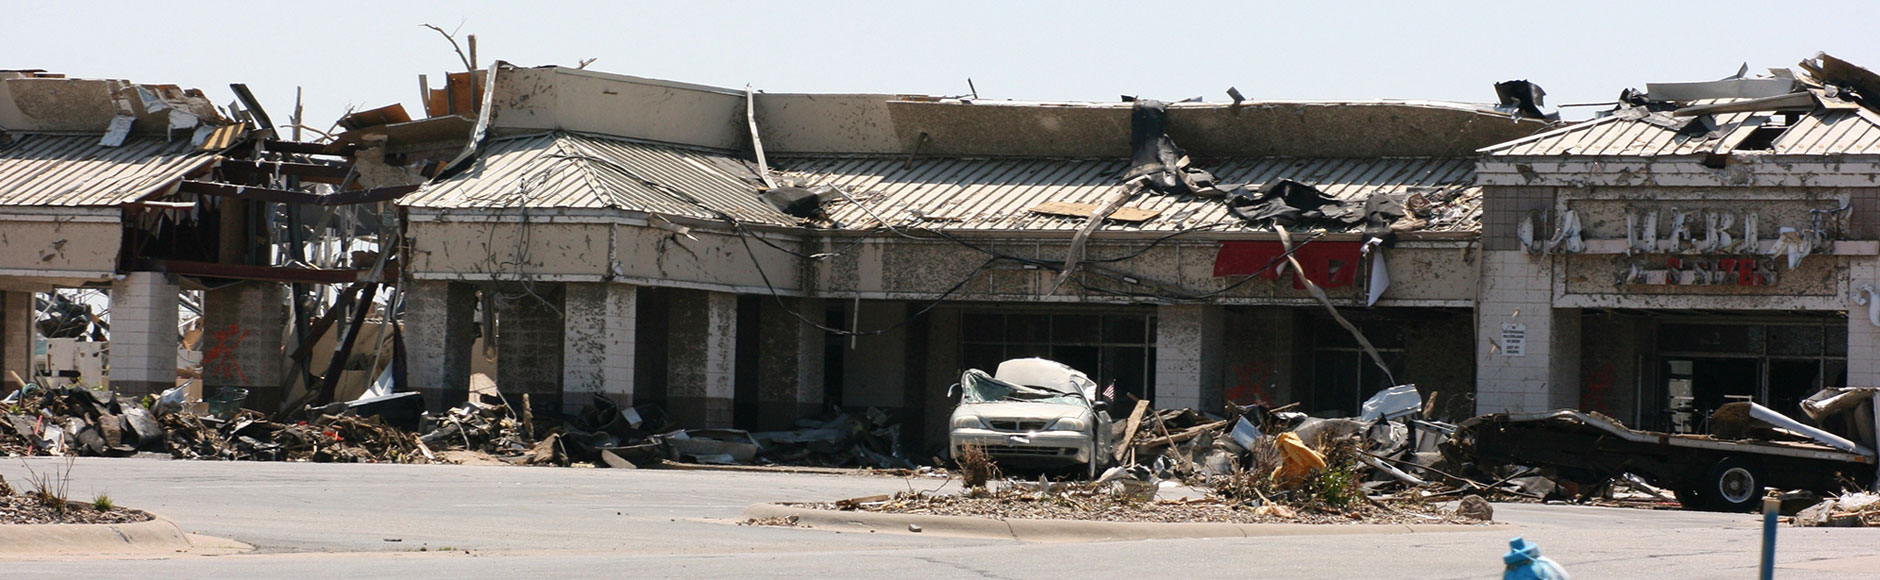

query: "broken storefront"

left=388, top=63, right=1552, bottom=460
left=1475, top=54, right=1880, bottom=435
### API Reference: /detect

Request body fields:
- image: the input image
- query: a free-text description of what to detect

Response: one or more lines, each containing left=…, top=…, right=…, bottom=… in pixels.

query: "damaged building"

left=1475, top=53, right=1880, bottom=433
left=0, top=69, right=433, bottom=414
left=14, top=53, right=1880, bottom=463
left=393, top=63, right=1548, bottom=453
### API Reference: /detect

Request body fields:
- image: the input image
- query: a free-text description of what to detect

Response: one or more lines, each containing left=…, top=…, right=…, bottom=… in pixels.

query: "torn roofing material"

left=398, top=131, right=796, bottom=226
left=0, top=133, right=215, bottom=207
left=1478, top=107, right=1880, bottom=157
left=781, top=155, right=1477, bottom=233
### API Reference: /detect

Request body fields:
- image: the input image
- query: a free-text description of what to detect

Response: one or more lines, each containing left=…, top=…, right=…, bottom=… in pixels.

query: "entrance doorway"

left=1661, top=358, right=1756, bottom=433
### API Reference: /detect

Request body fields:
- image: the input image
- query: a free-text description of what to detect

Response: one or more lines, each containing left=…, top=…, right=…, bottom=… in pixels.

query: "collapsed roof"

left=406, top=63, right=1551, bottom=236
left=1481, top=52, right=1880, bottom=158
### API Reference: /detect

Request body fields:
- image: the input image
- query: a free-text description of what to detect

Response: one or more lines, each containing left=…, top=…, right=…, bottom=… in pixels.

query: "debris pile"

left=1793, top=492, right=1880, bottom=527
left=2, top=382, right=918, bottom=472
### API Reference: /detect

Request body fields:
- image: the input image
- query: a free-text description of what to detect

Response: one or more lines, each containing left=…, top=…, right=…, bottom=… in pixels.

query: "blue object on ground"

left=1503, top=537, right=1571, bottom=580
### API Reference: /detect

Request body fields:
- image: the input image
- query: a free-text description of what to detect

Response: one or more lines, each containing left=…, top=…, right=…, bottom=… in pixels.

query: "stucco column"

left=1, top=291, right=32, bottom=388
left=668, top=289, right=737, bottom=428
left=1475, top=252, right=1579, bottom=413
left=200, top=281, right=289, bottom=412
left=109, top=272, right=179, bottom=398
left=1155, top=304, right=1223, bottom=411
left=755, top=297, right=824, bottom=430
left=562, top=282, right=636, bottom=414
left=1847, top=260, right=1880, bottom=387
left=405, top=280, right=477, bottom=412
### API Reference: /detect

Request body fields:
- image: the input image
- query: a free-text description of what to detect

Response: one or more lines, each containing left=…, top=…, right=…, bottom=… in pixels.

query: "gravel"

left=0, top=495, right=153, bottom=525
left=801, top=491, right=1490, bottom=526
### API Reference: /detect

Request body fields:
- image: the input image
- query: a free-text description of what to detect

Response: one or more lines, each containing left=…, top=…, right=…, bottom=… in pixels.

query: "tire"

left=1702, top=457, right=1762, bottom=512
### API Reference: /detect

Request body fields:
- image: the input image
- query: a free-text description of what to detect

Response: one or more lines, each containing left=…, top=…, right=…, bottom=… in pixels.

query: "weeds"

left=92, top=492, right=113, bottom=511
left=19, top=457, right=75, bottom=514
left=955, top=444, right=1000, bottom=489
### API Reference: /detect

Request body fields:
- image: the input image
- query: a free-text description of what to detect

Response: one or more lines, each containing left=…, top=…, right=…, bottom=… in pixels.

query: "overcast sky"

left=9, top=0, right=1877, bottom=134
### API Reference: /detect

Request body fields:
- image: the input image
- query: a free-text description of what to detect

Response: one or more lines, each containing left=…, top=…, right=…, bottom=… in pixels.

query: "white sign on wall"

left=1501, top=323, right=1527, bottom=357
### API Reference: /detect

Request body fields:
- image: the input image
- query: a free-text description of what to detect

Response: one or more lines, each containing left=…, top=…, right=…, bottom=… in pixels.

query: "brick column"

left=1155, top=304, right=1223, bottom=411
left=1, top=291, right=32, bottom=387
left=495, top=284, right=565, bottom=416
left=1475, top=252, right=1578, bottom=413
left=404, top=280, right=478, bottom=412
left=109, top=272, right=179, bottom=398
left=755, top=297, right=823, bottom=430
left=562, top=282, right=636, bottom=414
left=668, top=289, right=737, bottom=428
left=201, top=281, right=289, bottom=412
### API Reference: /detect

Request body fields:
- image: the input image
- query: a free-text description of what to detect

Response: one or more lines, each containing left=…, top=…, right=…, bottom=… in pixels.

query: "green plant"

left=92, top=492, right=113, bottom=511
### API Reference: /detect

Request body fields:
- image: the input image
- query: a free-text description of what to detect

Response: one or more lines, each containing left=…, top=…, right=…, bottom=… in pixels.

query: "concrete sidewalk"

left=0, top=516, right=250, bottom=557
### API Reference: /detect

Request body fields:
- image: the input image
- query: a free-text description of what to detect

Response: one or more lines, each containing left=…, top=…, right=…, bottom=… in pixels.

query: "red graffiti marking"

left=1225, top=361, right=1277, bottom=406
left=1583, top=363, right=1616, bottom=415
left=202, top=324, right=252, bottom=384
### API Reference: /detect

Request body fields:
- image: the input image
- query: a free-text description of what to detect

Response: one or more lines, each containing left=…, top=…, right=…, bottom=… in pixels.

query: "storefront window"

left=958, top=312, right=1157, bottom=403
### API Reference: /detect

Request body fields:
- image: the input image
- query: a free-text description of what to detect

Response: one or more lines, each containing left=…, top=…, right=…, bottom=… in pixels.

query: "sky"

left=8, top=0, right=1879, bottom=134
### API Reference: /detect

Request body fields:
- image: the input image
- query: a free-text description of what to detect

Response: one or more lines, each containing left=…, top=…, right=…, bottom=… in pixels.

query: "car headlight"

left=951, top=415, right=986, bottom=429
left=1048, top=417, right=1087, bottom=431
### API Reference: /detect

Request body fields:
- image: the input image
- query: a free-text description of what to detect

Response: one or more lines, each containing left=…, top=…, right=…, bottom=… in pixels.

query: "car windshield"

left=958, top=369, right=1088, bottom=407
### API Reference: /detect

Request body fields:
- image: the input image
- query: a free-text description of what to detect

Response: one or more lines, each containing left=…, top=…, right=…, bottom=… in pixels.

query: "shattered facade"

left=9, top=53, right=1880, bottom=462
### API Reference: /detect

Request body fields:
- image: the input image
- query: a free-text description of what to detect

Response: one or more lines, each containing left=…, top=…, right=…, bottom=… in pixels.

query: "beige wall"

left=0, top=218, right=119, bottom=278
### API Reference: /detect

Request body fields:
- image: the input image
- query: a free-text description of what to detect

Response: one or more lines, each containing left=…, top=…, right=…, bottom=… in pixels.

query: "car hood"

left=954, top=401, right=1090, bottom=422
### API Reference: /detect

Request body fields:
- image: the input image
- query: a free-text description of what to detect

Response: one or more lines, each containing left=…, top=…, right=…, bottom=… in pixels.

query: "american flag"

left=1102, top=382, right=1116, bottom=402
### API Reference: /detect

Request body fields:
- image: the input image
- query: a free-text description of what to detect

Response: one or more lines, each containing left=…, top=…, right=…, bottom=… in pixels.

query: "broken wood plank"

left=1113, top=400, right=1151, bottom=462
left=1029, top=201, right=1163, bottom=223
left=1133, top=419, right=1230, bottom=449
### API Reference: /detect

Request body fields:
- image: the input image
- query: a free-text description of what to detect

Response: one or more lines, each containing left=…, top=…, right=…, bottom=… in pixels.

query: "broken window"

left=958, top=312, right=1155, bottom=402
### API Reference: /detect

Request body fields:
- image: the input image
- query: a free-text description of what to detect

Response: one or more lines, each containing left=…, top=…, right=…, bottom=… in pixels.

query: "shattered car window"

left=959, top=369, right=1087, bottom=406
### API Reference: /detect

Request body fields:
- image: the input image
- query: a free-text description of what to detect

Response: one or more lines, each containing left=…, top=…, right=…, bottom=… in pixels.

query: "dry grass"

left=955, top=444, right=1001, bottom=489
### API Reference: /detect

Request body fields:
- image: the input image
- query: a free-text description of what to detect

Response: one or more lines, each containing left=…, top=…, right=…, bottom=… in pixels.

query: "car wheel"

left=1702, top=457, right=1762, bottom=512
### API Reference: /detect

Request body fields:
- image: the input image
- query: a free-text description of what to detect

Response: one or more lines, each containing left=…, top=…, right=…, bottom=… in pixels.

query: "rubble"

left=2, top=382, right=915, bottom=472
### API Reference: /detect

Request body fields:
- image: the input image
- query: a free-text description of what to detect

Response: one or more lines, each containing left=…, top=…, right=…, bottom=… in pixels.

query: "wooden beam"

left=313, top=283, right=379, bottom=407
left=1113, top=399, right=1151, bottom=462
left=263, top=139, right=356, bottom=156
left=218, top=159, right=353, bottom=184
left=178, top=180, right=419, bottom=206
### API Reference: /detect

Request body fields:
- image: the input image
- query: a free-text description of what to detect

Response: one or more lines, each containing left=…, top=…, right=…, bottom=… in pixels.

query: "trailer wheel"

left=1702, top=457, right=1762, bottom=512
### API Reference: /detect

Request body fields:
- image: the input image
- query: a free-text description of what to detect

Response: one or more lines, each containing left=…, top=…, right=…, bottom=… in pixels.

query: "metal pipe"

left=1749, top=402, right=1872, bottom=456
left=1759, top=496, right=1778, bottom=580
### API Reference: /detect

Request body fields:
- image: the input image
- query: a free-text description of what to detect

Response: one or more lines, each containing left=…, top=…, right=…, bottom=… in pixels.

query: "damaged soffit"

left=399, top=131, right=796, bottom=226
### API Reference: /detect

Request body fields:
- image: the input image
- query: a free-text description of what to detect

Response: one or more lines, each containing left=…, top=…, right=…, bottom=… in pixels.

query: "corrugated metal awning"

left=0, top=133, right=215, bottom=207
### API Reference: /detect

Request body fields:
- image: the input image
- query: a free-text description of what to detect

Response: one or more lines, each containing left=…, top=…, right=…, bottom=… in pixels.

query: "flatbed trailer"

left=1446, top=409, right=1876, bottom=511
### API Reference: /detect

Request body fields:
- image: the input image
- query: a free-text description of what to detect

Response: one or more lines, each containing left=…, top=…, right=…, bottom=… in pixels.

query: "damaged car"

left=948, top=358, right=1115, bottom=479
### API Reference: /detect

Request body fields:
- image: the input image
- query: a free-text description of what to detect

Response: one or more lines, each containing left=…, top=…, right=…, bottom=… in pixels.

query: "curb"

left=740, top=503, right=1495, bottom=543
left=0, top=516, right=232, bottom=556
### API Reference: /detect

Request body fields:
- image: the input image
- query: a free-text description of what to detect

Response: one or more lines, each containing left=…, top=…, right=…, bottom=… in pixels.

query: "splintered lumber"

left=1113, top=400, right=1151, bottom=462
left=1133, top=419, right=1231, bottom=449
left=1030, top=201, right=1163, bottom=223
